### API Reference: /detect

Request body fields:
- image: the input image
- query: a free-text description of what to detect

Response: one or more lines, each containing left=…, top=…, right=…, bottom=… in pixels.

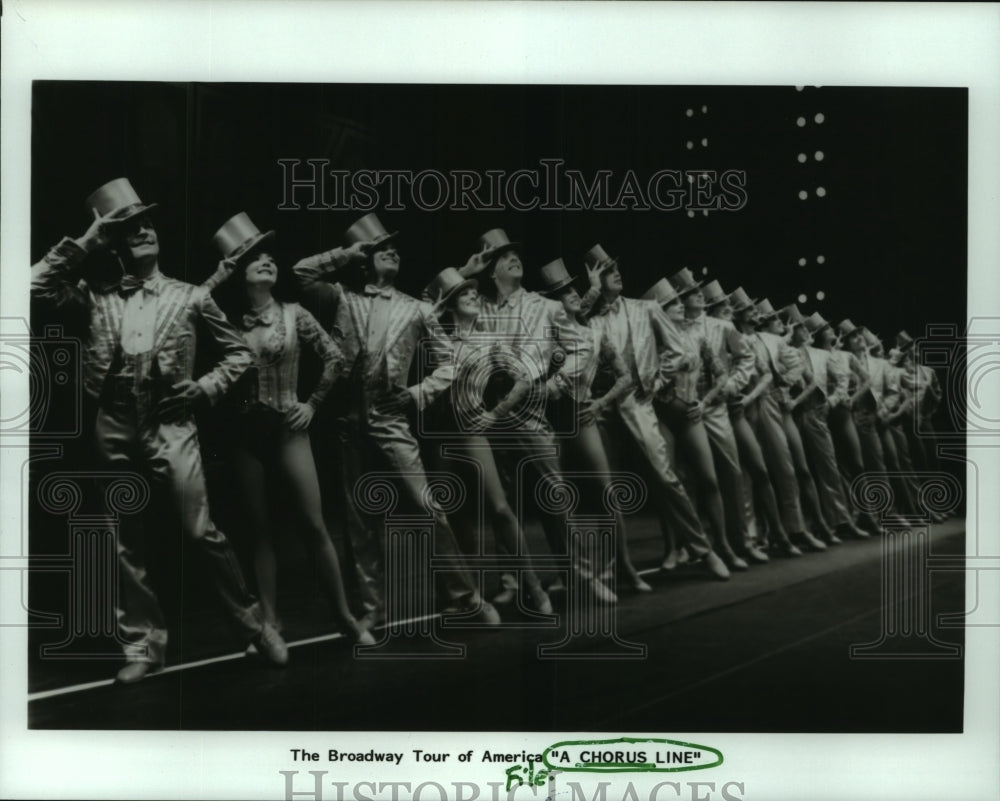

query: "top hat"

left=477, top=228, right=520, bottom=264
left=803, top=312, right=833, bottom=335
left=862, top=328, right=883, bottom=350
left=583, top=244, right=618, bottom=275
left=728, top=286, right=757, bottom=313
left=642, top=278, right=681, bottom=307
left=212, top=212, right=275, bottom=264
left=837, top=319, right=861, bottom=339
left=668, top=267, right=704, bottom=297
left=345, top=213, right=398, bottom=249
left=896, top=330, right=915, bottom=351
left=538, top=258, right=577, bottom=295
left=781, top=303, right=807, bottom=328
left=85, top=178, right=158, bottom=226
left=755, top=298, right=781, bottom=321
left=702, top=280, right=729, bottom=308
left=425, top=267, right=477, bottom=307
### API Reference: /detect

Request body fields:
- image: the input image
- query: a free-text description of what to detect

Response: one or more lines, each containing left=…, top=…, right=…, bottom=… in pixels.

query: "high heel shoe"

left=344, top=617, right=376, bottom=646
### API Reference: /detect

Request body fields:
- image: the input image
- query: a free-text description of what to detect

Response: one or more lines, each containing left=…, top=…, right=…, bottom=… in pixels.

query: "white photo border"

left=2, top=2, right=998, bottom=800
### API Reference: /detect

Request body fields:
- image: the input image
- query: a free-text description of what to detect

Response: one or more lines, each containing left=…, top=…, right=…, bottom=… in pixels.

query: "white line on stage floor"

left=26, top=613, right=442, bottom=703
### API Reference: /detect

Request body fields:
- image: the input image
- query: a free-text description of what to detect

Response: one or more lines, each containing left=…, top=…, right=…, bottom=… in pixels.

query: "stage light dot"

left=797, top=153, right=807, bottom=163
left=795, top=86, right=805, bottom=92
left=817, top=255, right=826, bottom=264
left=687, top=210, right=695, bottom=218
left=815, top=112, right=825, bottom=124
left=816, top=186, right=827, bottom=197
left=796, top=116, right=806, bottom=127
left=686, top=108, right=694, bottom=117
left=814, top=150, right=825, bottom=161
left=702, top=210, right=709, bottom=217
left=798, top=257, right=807, bottom=266
left=798, top=190, right=808, bottom=200
left=686, top=140, right=694, bottom=150
left=816, top=290, right=826, bottom=301
left=701, top=105, right=708, bottom=113
left=797, top=293, right=807, bottom=303
left=702, top=267, right=709, bottom=275
left=701, top=137, right=708, bottom=147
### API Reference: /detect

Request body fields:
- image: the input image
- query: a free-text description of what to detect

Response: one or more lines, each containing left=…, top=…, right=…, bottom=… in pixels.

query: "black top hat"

left=896, top=330, right=915, bottom=351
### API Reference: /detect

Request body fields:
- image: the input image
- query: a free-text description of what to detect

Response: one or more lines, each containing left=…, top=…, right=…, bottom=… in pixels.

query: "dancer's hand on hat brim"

left=429, top=288, right=447, bottom=317
left=586, top=263, right=604, bottom=291
left=345, top=241, right=375, bottom=262
left=76, top=207, right=118, bottom=254
left=460, top=244, right=496, bottom=277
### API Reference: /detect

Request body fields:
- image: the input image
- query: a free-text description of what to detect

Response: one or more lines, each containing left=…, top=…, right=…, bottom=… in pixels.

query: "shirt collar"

left=497, top=287, right=525, bottom=308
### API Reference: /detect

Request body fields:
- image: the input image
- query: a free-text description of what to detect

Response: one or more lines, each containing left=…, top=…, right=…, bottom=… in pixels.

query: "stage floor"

left=28, top=518, right=965, bottom=732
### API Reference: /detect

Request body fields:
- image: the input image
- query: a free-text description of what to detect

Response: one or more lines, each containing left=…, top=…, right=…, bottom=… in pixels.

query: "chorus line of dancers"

left=31, top=178, right=946, bottom=684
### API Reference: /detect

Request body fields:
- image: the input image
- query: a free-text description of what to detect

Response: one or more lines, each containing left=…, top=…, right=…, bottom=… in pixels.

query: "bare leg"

left=276, top=429, right=369, bottom=641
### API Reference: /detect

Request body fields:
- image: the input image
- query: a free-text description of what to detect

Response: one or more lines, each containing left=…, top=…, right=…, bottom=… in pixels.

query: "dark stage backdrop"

left=31, top=82, right=967, bottom=343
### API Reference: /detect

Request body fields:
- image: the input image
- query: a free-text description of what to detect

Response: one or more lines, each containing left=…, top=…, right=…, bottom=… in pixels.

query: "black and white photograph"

left=2, top=3, right=999, bottom=801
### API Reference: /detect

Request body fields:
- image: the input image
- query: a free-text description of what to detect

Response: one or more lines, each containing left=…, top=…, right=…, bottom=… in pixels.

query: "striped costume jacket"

left=685, top=313, right=755, bottom=402
left=31, top=238, right=252, bottom=405
left=293, top=248, right=454, bottom=411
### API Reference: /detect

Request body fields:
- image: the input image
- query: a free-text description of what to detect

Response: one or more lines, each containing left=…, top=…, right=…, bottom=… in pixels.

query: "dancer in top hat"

left=459, top=230, right=618, bottom=603
left=422, top=266, right=554, bottom=614
left=731, top=296, right=814, bottom=554
left=789, top=311, right=871, bottom=539
left=647, top=274, right=748, bottom=571
left=852, top=326, right=920, bottom=516
left=895, top=331, right=939, bottom=476
left=31, top=179, right=288, bottom=683
left=540, top=258, right=651, bottom=593
left=202, top=212, right=375, bottom=646
left=294, top=213, right=500, bottom=625
left=673, top=272, right=766, bottom=566
left=575, top=246, right=729, bottom=580
left=704, top=286, right=795, bottom=562
left=821, top=319, right=868, bottom=489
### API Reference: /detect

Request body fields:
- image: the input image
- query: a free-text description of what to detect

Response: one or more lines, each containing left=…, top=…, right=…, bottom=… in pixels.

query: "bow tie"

left=242, top=308, right=276, bottom=329
left=364, top=285, right=393, bottom=299
left=118, top=275, right=158, bottom=297
left=597, top=298, right=622, bottom=316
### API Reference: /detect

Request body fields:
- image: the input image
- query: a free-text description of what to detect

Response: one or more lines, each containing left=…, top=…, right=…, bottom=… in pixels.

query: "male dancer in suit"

left=704, top=284, right=791, bottom=562
left=574, top=246, right=729, bottom=579
left=459, top=230, right=618, bottom=603
left=790, top=311, right=871, bottom=539
left=294, top=213, right=499, bottom=625
left=31, top=178, right=287, bottom=683
left=674, top=275, right=767, bottom=565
